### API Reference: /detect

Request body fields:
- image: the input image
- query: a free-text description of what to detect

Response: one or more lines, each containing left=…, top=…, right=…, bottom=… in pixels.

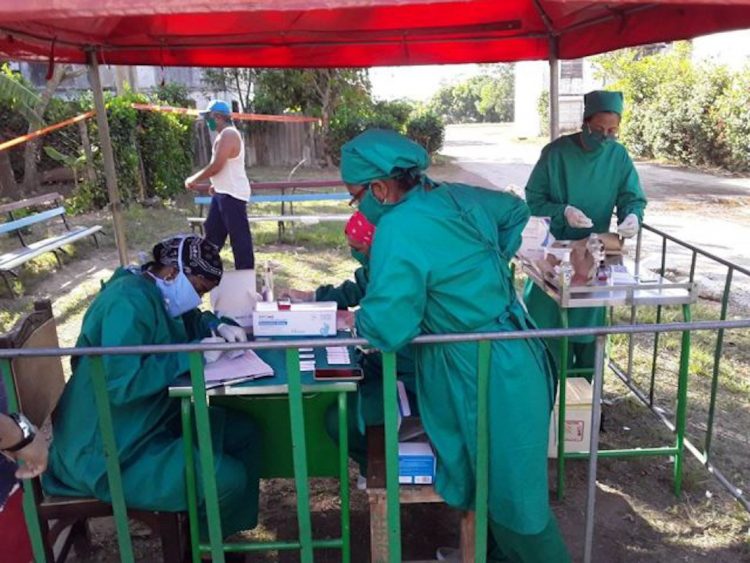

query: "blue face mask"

left=351, top=249, right=369, bottom=267
left=150, top=239, right=202, bottom=318
left=205, top=117, right=217, bottom=131
left=358, top=187, right=391, bottom=226
left=581, top=124, right=614, bottom=152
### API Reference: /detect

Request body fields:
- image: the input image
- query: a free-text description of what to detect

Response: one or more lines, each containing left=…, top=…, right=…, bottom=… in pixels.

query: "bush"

left=70, top=88, right=194, bottom=212
left=326, top=99, right=416, bottom=164
left=405, top=110, right=445, bottom=154
left=592, top=43, right=750, bottom=172
left=537, top=90, right=550, bottom=137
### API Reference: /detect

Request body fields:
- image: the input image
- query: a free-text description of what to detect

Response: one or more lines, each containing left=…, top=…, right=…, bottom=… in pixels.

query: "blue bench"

left=188, top=182, right=352, bottom=239
left=0, top=193, right=102, bottom=296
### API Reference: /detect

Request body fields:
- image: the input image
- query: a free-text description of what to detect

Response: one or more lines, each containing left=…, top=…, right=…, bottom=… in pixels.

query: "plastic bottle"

left=261, top=262, right=274, bottom=302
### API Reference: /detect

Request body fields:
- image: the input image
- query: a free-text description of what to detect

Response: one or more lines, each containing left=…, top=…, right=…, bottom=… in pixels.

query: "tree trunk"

left=78, top=119, right=97, bottom=186
left=0, top=149, right=18, bottom=199
left=21, top=64, right=70, bottom=195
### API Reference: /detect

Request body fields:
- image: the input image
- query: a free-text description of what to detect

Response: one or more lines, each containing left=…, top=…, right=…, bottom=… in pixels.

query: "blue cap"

left=199, top=99, right=232, bottom=117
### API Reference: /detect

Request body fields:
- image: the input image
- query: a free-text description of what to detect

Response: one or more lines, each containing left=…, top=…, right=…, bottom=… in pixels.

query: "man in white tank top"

left=185, top=100, right=254, bottom=270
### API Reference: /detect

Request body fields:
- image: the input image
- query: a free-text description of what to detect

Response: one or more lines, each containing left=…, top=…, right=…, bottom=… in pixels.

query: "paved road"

left=442, top=124, right=750, bottom=310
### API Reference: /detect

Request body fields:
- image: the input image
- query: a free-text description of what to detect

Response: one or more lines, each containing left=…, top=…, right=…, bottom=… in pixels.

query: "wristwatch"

left=2, top=412, right=37, bottom=453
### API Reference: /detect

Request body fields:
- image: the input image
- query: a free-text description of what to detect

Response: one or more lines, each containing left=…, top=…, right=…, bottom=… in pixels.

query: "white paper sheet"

left=204, top=350, right=274, bottom=388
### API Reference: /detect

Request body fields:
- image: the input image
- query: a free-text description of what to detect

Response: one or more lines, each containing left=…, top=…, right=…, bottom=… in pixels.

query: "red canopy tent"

left=1, top=0, right=749, bottom=263
left=1, top=0, right=750, bottom=67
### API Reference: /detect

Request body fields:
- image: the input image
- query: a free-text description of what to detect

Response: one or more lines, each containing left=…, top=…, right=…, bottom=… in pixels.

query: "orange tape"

left=131, top=103, right=320, bottom=124
left=0, top=111, right=95, bottom=153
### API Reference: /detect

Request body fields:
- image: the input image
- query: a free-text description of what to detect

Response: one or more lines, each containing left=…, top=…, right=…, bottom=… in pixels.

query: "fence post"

left=90, top=356, right=135, bottom=563
left=583, top=335, right=607, bottom=563
left=474, top=340, right=491, bottom=563
left=382, top=351, right=401, bottom=563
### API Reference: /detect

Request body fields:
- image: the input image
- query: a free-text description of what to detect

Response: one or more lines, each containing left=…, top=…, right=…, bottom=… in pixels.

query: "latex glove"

left=617, top=213, right=639, bottom=238
left=564, top=205, right=594, bottom=229
left=216, top=323, right=248, bottom=343
left=201, top=336, right=224, bottom=364
left=10, top=432, right=49, bottom=479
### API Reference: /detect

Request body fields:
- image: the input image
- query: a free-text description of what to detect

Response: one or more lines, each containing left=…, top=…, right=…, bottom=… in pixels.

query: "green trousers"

left=546, top=339, right=597, bottom=383
left=489, top=515, right=571, bottom=563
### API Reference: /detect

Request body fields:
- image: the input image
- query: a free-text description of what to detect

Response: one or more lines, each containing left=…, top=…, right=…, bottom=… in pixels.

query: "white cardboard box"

left=252, top=301, right=337, bottom=337
left=548, top=377, right=593, bottom=458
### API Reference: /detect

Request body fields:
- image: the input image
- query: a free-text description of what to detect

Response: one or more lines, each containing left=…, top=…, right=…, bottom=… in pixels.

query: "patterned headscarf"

left=344, top=211, right=375, bottom=247
left=152, top=235, right=223, bottom=283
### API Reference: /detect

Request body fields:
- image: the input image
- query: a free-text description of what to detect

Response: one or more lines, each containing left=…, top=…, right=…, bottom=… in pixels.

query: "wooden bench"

left=0, top=193, right=102, bottom=296
left=366, top=425, right=477, bottom=563
left=187, top=180, right=352, bottom=239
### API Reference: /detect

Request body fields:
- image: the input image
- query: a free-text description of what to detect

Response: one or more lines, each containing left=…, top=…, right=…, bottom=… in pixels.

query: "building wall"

left=514, top=58, right=604, bottom=137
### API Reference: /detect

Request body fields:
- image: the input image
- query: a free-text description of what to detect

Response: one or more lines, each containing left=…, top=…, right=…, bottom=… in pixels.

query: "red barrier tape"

left=0, top=111, right=95, bottom=153
left=131, top=103, right=320, bottom=124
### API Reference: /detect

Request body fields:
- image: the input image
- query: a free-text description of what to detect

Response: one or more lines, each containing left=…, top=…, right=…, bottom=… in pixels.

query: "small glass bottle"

left=559, top=250, right=573, bottom=289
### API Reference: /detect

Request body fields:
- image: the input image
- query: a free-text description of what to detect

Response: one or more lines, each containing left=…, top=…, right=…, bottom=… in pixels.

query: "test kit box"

left=548, top=377, right=593, bottom=458
left=252, top=301, right=337, bottom=337
left=399, top=442, right=436, bottom=485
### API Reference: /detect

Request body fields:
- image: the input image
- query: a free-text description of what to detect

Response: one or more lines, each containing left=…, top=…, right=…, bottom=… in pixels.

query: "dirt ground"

left=2, top=156, right=749, bottom=562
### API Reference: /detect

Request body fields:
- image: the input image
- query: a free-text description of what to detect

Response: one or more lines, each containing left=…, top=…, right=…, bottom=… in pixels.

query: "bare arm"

left=0, top=413, right=22, bottom=449
left=185, top=129, right=241, bottom=189
left=0, top=413, right=48, bottom=478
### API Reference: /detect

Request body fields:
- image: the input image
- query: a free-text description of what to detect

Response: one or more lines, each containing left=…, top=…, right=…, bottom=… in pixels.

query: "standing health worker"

left=344, top=129, right=570, bottom=562
left=185, top=100, right=255, bottom=271
left=524, top=90, right=647, bottom=377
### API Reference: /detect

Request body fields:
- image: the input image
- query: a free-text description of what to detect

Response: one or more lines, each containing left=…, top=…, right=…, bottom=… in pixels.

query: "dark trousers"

left=204, top=193, right=255, bottom=270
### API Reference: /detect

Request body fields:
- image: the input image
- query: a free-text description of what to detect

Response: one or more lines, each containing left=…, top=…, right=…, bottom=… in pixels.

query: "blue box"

left=399, top=442, right=436, bottom=485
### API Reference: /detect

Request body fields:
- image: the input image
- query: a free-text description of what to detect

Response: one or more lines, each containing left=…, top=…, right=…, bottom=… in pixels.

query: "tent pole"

left=549, top=37, right=560, bottom=141
left=86, top=49, right=129, bottom=266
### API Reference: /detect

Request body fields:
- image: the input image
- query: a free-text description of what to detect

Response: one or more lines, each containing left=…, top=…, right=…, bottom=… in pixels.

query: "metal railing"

left=2, top=317, right=750, bottom=562
left=626, top=223, right=750, bottom=512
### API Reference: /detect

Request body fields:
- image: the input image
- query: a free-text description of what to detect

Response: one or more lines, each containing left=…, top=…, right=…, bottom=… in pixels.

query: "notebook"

left=204, top=349, right=274, bottom=389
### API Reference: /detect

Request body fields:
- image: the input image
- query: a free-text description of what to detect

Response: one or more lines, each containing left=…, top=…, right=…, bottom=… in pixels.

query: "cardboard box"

left=399, top=442, right=436, bottom=485
left=252, top=301, right=337, bottom=337
left=548, top=377, right=593, bottom=458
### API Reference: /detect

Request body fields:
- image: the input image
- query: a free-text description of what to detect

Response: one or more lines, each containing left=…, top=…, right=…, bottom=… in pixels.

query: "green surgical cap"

left=583, top=90, right=624, bottom=119
left=340, top=129, right=429, bottom=185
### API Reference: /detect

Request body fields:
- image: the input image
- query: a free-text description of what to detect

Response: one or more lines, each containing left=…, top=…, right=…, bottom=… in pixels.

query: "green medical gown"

left=356, top=183, right=558, bottom=537
left=524, top=134, right=647, bottom=345
left=315, top=266, right=369, bottom=309
left=317, top=266, right=419, bottom=472
left=43, top=268, right=261, bottom=538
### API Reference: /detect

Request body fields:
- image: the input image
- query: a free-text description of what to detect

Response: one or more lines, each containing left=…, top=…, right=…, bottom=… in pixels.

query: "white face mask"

left=150, top=238, right=202, bottom=317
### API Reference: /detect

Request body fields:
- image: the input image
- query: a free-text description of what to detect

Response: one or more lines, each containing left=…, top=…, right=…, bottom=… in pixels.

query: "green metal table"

left=169, top=343, right=357, bottom=563
left=521, top=259, right=698, bottom=499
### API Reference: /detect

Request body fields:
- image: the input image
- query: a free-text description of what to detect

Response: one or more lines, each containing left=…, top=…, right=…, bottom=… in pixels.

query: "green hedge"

left=69, top=89, right=193, bottom=212
left=327, top=100, right=446, bottom=165
left=594, top=43, right=750, bottom=173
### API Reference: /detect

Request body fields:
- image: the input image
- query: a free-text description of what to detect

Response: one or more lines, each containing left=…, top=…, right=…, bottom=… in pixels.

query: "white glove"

left=216, top=323, right=248, bottom=343
left=201, top=336, right=225, bottom=364
left=564, top=206, right=594, bottom=229
left=617, top=213, right=639, bottom=238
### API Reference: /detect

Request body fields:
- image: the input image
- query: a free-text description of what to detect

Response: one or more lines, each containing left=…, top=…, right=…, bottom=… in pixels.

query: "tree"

left=427, top=65, right=514, bottom=124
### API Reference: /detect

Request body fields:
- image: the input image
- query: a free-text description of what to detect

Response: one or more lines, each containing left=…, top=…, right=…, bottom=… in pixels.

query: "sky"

left=369, top=63, right=485, bottom=102
left=368, top=30, right=750, bottom=104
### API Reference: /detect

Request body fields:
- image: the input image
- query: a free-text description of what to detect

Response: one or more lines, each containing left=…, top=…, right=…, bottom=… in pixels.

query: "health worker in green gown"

left=288, top=211, right=419, bottom=476
left=43, top=235, right=262, bottom=540
left=524, top=90, right=647, bottom=378
left=341, top=129, right=570, bottom=562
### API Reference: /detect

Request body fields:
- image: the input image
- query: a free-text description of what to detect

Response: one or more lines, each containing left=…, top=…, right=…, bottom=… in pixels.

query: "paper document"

left=204, top=350, right=274, bottom=388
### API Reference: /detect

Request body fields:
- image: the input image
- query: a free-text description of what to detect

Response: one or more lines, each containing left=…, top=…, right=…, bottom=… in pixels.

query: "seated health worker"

left=43, top=235, right=261, bottom=540
left=524, top=90, right=647, bottom=378
left=342, top=129, right=570, bottom=562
